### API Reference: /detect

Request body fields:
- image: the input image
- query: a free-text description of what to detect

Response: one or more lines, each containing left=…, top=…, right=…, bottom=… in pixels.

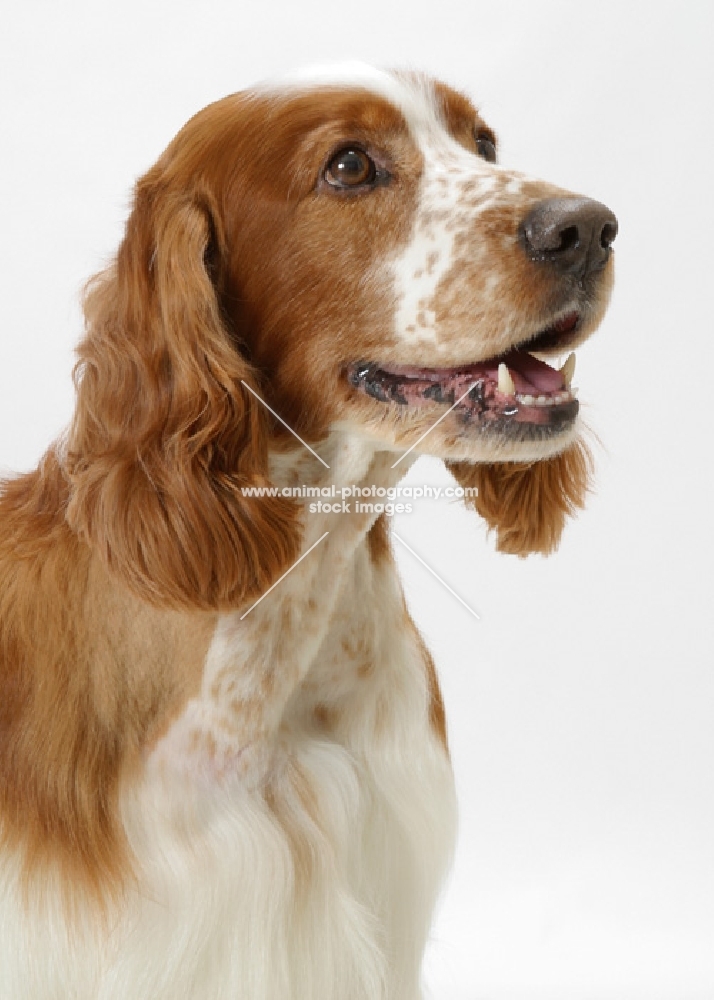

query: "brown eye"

left=325, top=148, right=376, bottom=188
left=475, top=131, right=497, bottom=163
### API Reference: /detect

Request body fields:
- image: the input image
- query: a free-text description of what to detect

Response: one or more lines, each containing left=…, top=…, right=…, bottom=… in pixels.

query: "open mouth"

left=347, top=311, right=581, bottom=439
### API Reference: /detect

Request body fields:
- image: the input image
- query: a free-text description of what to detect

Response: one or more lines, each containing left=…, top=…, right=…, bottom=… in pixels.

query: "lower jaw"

left=467, top=397, right=579, bottom=441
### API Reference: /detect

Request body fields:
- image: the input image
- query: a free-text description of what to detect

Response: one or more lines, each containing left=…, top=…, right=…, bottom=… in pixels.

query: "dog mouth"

left=346, top=311, right=582, bottom=438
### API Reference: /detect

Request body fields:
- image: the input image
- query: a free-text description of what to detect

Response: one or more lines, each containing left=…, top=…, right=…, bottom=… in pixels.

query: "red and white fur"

left=0, top=63, right=614, bottom=999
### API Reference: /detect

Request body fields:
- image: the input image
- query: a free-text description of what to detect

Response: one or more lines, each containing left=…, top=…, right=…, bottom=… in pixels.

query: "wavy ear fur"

left=65, top=175, right=300, bottom=609
left=447, top=439, right=593, bottom=557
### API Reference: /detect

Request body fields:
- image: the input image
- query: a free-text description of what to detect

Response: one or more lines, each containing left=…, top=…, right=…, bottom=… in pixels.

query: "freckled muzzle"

left=346, top=184, right=618, bottom=442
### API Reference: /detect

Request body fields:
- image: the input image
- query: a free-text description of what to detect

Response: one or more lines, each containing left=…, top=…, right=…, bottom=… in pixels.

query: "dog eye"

left=324, top=148, right=376, bottom=188
left=475, top=131, right=497, bottom=163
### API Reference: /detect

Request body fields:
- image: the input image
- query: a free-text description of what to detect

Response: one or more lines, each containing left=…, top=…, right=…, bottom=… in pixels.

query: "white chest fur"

left=1, top=444, right=457, bottom=1000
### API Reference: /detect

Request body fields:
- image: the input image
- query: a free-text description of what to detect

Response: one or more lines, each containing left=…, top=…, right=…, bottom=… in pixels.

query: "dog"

left=0, top=62, right=616, bottom=999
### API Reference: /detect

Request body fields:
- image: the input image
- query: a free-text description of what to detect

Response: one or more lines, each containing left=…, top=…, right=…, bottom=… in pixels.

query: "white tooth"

left=519, top=394, right=535, bottom=406
left=560, top=352, right=576, bottom=387
left=497, top=362, right=516, bottom=395
left=536, top=395, right=548, bottom=405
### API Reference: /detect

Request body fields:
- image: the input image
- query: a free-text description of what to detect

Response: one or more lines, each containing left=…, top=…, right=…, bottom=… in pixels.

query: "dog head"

left=66, top=63, right=616, bottom=607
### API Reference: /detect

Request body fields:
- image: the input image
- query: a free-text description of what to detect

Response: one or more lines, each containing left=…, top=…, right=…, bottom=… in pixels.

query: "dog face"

left=200, top=64, right=615, bottom=462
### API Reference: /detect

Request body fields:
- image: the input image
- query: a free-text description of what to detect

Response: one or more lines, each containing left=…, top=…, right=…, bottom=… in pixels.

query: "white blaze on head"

left=256, top=60, right=412, bottom=107
left=380, top=76, right=508, bottom=348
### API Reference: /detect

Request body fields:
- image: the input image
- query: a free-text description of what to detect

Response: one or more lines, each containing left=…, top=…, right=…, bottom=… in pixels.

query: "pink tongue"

left=501, top=350, right=564, bottom=392
left=379, top=350, right=565, bottom=393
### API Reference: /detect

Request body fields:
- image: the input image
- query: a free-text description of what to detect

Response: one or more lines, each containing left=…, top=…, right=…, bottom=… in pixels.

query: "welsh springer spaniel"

left=0, top=63, right=616, bottom=999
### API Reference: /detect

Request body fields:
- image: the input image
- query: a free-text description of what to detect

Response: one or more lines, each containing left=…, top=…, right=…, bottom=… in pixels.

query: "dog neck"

left=147, top=430, right=417, bottom=788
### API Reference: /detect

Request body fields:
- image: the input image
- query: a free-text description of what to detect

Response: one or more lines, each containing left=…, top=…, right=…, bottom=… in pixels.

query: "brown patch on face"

left=433, top=80, right=497, bottom=159
left=185, top=89, right=423, bottom=443
left=0, top=454, right=216, bottom=904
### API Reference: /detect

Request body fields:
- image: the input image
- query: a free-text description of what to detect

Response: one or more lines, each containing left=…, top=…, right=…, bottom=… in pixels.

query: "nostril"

left=600, top=220, right=618, bottom=249
left=558, top=225, right=580, bottom=254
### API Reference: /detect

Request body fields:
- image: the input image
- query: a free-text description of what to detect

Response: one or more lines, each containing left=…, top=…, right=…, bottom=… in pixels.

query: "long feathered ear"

left=447, top=438, right=593, bottom=557
left=65, top=176, right=300, bottom=609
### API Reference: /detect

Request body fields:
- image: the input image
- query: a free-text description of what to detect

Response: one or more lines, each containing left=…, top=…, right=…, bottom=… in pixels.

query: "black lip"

left=523, top=325, right=578, bottom=353
left=471, top=398, right=580, bottom=441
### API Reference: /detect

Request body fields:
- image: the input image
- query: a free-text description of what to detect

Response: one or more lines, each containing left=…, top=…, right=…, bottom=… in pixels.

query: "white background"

left=1, top=2, right=713, bottom=998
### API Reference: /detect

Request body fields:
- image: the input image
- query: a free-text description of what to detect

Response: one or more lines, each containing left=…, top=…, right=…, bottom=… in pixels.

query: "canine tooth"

left=497, top=362, right=516, bottom=395
left=560, top=352, right=576, bottom=387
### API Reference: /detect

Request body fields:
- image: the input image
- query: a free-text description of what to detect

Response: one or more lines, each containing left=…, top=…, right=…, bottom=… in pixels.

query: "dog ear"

left=65, top=173, right=300, bottom=610
left=446, top=438, right=592, bottom=556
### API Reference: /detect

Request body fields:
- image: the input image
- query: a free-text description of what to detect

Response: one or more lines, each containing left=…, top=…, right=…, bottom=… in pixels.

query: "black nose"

left=520, top=197, right=618, bottom=278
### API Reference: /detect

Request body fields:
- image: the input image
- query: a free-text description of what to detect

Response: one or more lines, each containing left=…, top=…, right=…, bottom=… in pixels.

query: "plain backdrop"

left=1, top=1, right=713, bottom=998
